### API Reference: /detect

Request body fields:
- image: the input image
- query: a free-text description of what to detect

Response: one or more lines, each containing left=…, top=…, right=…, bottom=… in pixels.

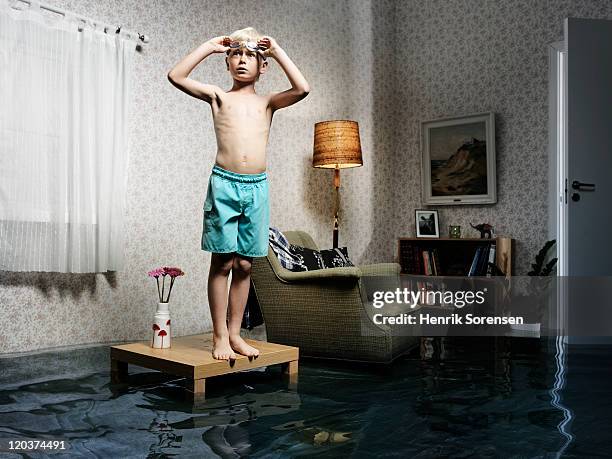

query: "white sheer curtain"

left=0, top=0, right=136, bottom=272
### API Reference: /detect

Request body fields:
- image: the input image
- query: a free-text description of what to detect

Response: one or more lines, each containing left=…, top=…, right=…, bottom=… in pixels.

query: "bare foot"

left=229, top=335, right=260, bottom=357
left=212, top=335, right=236, bottom=360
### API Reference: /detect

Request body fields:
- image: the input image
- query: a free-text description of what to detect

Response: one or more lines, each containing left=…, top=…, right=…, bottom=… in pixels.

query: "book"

left=401, top=243, right=419, bottom=274
left=400, top=243, right=412, bottom=273
left=423, top=250, right=431, bottom=275
left=486, top=243, right=497, bottom=277
left=468, top=247, right=482, bottom=276
left=477, top=243, right=490, bottom=276
left=432, top=248, right=440, bottom=276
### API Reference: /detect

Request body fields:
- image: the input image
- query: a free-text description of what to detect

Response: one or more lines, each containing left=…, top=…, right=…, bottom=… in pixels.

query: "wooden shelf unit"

left=397, top=237, right=513, bottom=277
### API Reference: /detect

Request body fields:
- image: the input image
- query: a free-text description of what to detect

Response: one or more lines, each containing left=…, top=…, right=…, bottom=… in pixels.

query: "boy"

left=167, top=28, right=310, bottom=360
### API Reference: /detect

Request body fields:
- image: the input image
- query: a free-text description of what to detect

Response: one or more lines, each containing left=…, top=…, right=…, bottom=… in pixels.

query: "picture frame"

left=415, top=209, right=440, bottom=238
left=421, top=112, right=496, bottom=205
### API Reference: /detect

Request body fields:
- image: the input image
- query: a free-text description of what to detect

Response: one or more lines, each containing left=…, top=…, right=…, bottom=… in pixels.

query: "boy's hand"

left=206, top=36, right=231, bottom=53
left=257, top=36, right=281, bottom=58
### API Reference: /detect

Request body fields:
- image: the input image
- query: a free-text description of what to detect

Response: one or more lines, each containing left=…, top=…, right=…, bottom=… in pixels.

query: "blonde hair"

left=228, top=26, right=262, bottom=43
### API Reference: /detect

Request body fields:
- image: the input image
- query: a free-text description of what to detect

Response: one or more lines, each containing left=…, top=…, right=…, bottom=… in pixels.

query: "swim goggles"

left=223, top=38, right=267, bottom=58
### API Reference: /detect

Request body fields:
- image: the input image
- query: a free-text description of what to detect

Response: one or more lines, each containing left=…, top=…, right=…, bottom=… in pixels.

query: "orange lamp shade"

left=313, top=120, right=363, bottom=169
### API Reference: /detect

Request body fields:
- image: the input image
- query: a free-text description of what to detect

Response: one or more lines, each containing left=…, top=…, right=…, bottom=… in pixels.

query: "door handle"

left=572, top=180, right=595, bottom=191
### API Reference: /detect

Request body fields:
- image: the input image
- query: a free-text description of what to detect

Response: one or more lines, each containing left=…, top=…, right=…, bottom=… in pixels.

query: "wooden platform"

left=110, top=333, right=299, bottom=399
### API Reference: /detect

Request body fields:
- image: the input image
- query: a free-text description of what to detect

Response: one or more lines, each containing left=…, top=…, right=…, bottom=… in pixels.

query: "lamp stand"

left=333, top=167, right=340, bottom=248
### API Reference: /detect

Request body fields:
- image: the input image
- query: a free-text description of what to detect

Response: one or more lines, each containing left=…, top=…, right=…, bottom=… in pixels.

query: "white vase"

left=151, top=302, right=171, bottom=349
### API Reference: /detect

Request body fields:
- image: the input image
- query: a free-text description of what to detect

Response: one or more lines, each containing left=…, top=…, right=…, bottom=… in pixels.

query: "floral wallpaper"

left=1, top=0, right=611, bottom=354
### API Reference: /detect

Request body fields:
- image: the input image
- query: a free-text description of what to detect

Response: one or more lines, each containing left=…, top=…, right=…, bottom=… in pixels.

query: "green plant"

left=527, top=239, right=558, bottom=276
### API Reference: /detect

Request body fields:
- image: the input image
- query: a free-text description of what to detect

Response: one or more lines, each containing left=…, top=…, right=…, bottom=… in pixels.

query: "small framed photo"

left=421, top=112, right=496, bottom=205
left=415, top=209, right=440, bottom=238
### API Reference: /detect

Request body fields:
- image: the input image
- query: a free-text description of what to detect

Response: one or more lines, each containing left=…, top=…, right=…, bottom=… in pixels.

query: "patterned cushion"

left=287, top=245, right=355, bottom=272
left=320, top=247, right=355, bottom=268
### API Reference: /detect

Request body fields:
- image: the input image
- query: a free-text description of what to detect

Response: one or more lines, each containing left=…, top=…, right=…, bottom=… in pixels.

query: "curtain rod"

left=12, top=0, right=149, bottom=44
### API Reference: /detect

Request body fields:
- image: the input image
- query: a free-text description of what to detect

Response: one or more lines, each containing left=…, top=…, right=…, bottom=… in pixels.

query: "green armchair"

left=250, top=230, right=418, bottom=363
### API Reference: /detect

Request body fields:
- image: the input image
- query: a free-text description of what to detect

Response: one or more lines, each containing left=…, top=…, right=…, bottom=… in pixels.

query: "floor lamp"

left=312, top=120, right=363, bottom=248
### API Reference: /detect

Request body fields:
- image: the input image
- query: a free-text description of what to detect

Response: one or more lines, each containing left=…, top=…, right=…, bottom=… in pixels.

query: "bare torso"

left=211, top=91, right=273, bottom=174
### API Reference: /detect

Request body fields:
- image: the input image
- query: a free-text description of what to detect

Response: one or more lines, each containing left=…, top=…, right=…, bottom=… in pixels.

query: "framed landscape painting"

left=421, top=112, right=496, bottom=205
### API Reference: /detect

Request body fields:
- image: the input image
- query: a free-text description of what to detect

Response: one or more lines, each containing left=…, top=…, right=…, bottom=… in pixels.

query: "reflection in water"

left=0, top=338, right=609, bottom=457
left=550, top=336, right=574, bottom=458
left=148, top=411, right=183, bottom=456
left=273, top=419, right=352, bottom=446
left=203, top=425, right=252, bottom=458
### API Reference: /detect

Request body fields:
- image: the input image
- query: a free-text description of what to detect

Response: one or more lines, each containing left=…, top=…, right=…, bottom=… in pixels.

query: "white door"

left=565, top=18, right=612, bottom=276
left=554, top=18, right=612, bottom=342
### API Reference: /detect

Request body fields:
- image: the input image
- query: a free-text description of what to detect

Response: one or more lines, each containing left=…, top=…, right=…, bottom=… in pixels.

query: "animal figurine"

left=470, top=222, right=494, bottom=239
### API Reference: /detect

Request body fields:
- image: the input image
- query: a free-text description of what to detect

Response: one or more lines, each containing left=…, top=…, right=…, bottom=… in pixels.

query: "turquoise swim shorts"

left=201, top=164, right=270, bottom=257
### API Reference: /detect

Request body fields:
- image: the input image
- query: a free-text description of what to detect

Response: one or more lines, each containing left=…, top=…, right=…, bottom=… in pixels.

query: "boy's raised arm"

left=260, top=37, right=310, bottom=111
left=167, top=37, right=228, bottom=104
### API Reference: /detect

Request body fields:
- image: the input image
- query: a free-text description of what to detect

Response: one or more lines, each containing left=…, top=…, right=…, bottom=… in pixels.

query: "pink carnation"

left=163, top=266, right=185, bottom=278
left=147, top=267, right=165, bottom=278
left=148, top=266, right=185, bottom=303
